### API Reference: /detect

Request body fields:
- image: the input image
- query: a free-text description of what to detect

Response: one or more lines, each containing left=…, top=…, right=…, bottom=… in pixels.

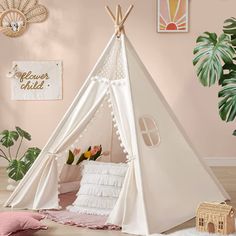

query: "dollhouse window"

left=218, top=221, right=224, bottom=230
left=139, top=116, right=160, bottom=147
left=199, top=218, right=204, bottom=226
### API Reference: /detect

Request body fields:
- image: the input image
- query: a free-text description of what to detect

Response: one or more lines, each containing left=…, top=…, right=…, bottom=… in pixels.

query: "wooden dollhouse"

left=196, top=202, right=235, bottom=235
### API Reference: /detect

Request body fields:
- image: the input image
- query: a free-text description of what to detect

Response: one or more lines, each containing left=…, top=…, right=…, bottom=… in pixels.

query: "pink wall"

left=0, top=0, right=236, bottom=166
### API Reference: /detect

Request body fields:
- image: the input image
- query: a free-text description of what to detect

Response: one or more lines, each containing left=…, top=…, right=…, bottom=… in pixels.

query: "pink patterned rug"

left=43, top=210, right=120, bottom=230
left=42, top=192, right=120, bottom=230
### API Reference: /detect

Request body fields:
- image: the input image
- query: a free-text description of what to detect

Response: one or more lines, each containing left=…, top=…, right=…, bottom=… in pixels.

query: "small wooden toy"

left=196, top=202, right=235, bottom=234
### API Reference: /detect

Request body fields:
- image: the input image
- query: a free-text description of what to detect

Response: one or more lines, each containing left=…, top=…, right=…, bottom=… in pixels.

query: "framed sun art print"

left=157, top=0, right=189, bottom=33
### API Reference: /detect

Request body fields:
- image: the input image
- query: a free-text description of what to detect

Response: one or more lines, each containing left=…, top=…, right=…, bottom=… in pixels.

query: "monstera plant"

left=0, top=127, right=41, bottom=181
left=193, top=17, right=236, bottom=136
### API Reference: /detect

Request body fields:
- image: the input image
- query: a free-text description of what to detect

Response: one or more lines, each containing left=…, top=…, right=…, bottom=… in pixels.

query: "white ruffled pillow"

left=67, top=161, right=128, bottom=216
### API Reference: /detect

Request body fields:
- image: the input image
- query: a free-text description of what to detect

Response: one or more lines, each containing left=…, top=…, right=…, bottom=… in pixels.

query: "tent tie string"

left=126, top=155, right=136, bottom=163
left=47, top=152, right=62, bottom=160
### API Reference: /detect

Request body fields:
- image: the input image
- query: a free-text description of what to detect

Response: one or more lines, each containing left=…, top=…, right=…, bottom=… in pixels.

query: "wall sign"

left=8, top=61, right=62, bottom=100
left=157, top=0, right=189, bottom=33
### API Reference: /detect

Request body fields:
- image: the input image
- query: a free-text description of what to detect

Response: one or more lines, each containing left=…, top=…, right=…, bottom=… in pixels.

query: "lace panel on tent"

left=95, top=38, right=127, bottom=80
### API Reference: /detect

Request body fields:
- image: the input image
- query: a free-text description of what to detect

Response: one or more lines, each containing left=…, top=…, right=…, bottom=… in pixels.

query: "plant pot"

left=7, top=178, right=19, bottom=191
left=59, top=164, right=81, bottom=183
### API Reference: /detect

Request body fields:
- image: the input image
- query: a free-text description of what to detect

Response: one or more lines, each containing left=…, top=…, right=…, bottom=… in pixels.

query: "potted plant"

left=0, top=126, right=41, bottom=190
left=193, top=17, right=236, bottom=136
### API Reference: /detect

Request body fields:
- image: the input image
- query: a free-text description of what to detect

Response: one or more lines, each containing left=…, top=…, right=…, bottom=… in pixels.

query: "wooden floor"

left=0, top=167, right=236, bottom=235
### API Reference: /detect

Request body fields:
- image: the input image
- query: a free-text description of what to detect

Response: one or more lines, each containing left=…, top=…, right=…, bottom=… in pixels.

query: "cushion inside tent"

left=67, top=160, right=128, bottom=215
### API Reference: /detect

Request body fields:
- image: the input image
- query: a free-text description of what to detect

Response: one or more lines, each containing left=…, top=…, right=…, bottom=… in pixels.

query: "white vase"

left=7, top=178, right=18, bottom=191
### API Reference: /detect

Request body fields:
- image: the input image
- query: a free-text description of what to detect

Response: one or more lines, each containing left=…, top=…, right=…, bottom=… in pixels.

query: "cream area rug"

left=155, top=228, right=236, bottom=236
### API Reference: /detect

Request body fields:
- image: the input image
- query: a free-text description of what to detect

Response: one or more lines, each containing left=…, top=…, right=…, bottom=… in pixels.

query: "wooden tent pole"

left=120, top=5, right=133, bottom=26
left=117, top=5, right=125, bottom=35
left=115, top=5, right=119, bottom=25
left=118, top=5, right=122, bottom=22
left=105, top=4, right=133, bottom=37
left=105, top=6, right=115, bottom=22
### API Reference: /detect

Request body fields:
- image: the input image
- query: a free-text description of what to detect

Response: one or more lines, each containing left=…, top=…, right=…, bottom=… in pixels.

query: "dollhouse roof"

left=197, top=202, right=235, bottom=216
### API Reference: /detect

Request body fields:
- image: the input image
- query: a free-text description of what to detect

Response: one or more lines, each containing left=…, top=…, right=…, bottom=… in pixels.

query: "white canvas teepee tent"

left=5, top=5, right=229, bottom=235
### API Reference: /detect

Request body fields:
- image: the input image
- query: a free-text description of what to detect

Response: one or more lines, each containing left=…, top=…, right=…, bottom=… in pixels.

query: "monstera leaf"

left=219, top=62, right=236, bottom=85
left=23, top=147, right=41, bottom=169
left=16, top=126, right=31, bottom=141
left=193, top=32, right=234, bottom=87
left=219, top=72, right=236, bottom=122
left=223, top=17, right=236, bottom=36
left=7, top=147, right=40, bottom=181
left=7, top=160, right=27, bottom=181
left=0, top=130, right=19, bottom=148
left=224, top=17, right=236, bottom=51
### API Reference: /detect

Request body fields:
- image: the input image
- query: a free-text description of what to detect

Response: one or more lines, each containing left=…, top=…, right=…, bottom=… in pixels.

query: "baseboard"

left=204, top=157, right=236, bottom=167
